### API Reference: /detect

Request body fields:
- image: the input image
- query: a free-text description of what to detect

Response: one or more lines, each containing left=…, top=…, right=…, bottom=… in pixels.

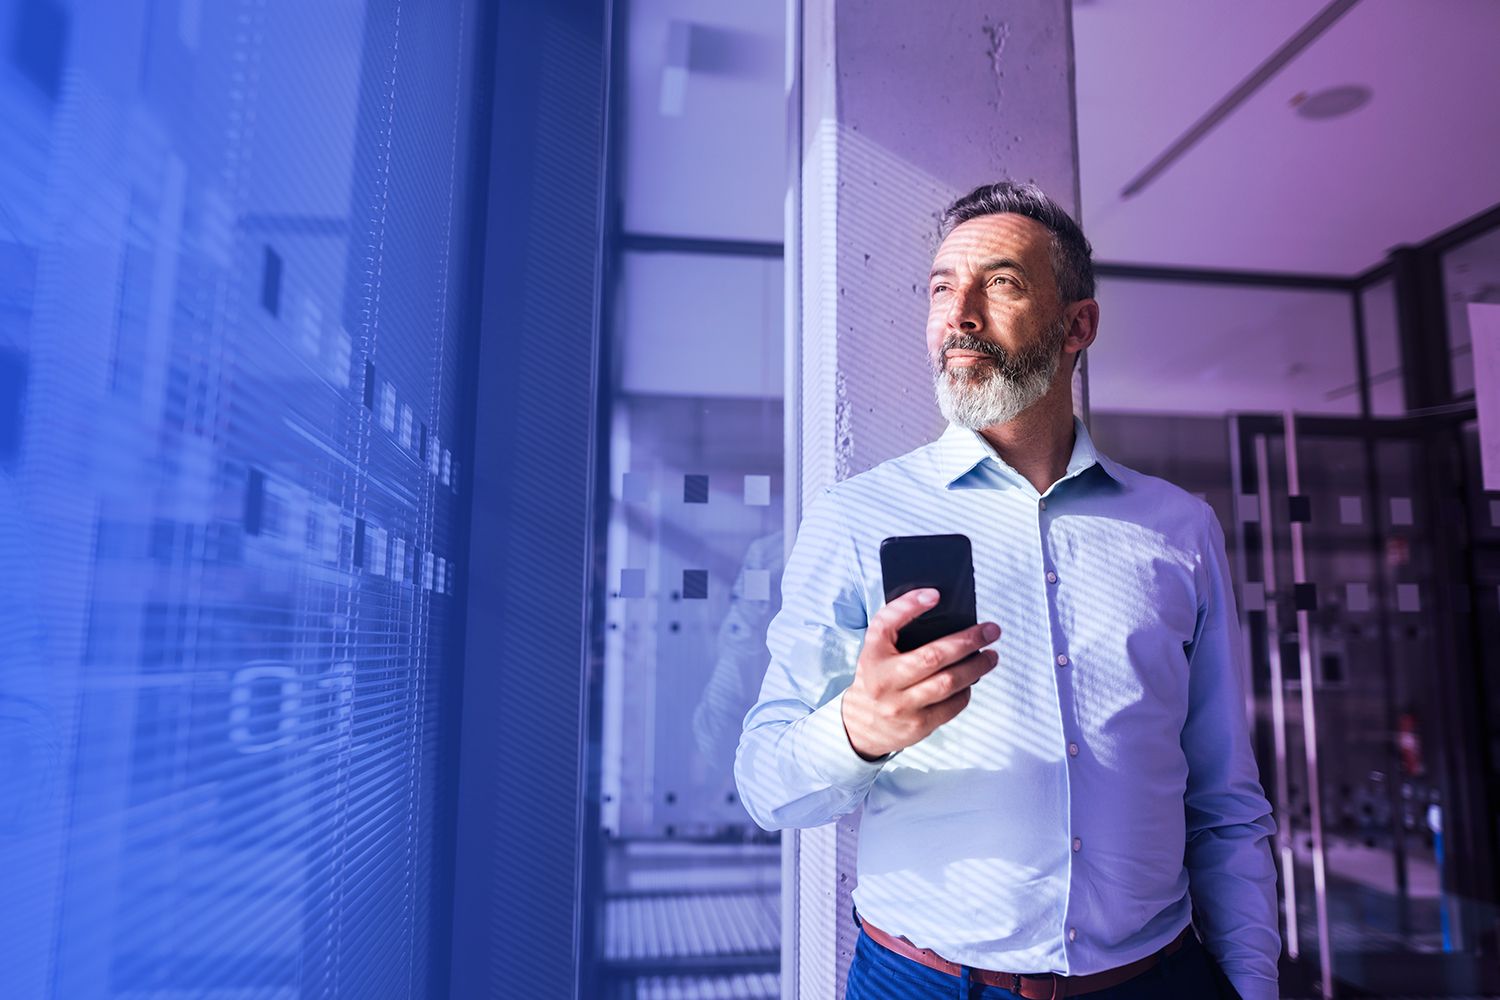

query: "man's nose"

left=947, top=282, right=985, bottom=332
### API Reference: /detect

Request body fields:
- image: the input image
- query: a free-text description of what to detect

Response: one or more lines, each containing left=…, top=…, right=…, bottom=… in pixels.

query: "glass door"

left=1231, top=410, right=1499, bottom=997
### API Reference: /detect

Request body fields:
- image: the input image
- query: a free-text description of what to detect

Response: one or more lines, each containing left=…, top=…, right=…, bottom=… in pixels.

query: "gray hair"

left=938, top=181, right=1095, bottom=305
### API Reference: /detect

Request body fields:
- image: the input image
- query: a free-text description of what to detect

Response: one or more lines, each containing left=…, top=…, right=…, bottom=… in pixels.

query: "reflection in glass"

left=597, top=395, right=784, bottom=998
left=591, top=3, right=789, bottom=981
left=0, top=1, right=479, bottom=995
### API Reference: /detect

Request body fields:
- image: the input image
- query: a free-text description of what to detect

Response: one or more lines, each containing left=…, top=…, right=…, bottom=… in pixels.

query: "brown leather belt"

left=857, top=917, right=1193, bottom=999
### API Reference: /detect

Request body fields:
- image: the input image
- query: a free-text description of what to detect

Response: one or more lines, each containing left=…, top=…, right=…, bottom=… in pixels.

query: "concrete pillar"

left=784, top=1, right=1082, bottom=995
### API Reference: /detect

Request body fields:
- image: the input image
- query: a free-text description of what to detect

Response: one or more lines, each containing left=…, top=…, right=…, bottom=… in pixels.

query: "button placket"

left=1041, top=486, right=1083, bottom=922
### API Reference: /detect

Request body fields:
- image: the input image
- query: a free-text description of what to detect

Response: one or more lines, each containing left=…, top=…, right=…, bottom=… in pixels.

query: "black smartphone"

left=878, top=534, right=978, bottom=653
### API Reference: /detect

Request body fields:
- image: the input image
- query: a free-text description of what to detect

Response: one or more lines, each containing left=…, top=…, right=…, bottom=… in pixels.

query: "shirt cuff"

left=799, top=690, right=894, bottom=788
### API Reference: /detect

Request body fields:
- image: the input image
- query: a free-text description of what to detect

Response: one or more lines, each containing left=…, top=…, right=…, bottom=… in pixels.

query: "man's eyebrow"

left=927, top=258, right=1029, bottom=282
left=980, top=257, right=1028, bottom=277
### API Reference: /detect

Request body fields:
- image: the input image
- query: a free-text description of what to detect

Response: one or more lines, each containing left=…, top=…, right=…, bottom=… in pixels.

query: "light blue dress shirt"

left=734, top=415, right=1280, bottom=1000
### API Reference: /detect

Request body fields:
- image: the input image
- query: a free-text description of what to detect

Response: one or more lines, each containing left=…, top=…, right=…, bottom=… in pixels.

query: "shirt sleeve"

left=1181, top=502, right=1281, bottom=1000
left=733, top=487, right=889, bottom=831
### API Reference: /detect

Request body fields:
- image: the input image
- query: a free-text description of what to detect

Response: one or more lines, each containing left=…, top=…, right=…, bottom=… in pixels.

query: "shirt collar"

left=933, top=414, right=1125, bottom=490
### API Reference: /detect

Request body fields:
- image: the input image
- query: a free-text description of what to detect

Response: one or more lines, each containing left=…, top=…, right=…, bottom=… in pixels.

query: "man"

left=734, top=181, right=1278, bottom=999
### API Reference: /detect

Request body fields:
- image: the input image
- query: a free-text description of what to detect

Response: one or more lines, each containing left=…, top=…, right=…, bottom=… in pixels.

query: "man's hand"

left=840, top=588, right=1001, bottom=761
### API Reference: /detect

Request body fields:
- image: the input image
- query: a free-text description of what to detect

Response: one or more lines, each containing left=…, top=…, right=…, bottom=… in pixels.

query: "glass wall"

left=1086, top=263, right=1500, bottom=992
left=1441, top=222, right=1500, bottom=398
left=1088, top=277, right=1364, bottom=419
left=1359, top=277, right=1405, bottom=416
left=589, top=1, right=787, bottom=996
left=1086, top=275, right=1364, bottom=527
left=0, top=1, right=481, bottom=996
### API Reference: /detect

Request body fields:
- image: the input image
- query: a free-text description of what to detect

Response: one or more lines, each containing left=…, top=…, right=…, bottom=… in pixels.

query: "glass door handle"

left=1283, top=410, right=1335, bottom=1000
left=1251, top=431, right=1299, bottom=961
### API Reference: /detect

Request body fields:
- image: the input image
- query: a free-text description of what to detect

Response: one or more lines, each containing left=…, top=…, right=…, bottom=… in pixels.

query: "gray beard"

left=932, top=317, right=1068, bottom=430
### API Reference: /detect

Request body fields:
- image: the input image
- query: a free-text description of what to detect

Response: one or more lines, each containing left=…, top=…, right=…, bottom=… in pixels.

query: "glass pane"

left=1360, top=277, right=1404, bottom=416
left=1228, top=420, right=1500, bottom=995
left=1089, top=278, right=1362, bottom=416
left=1442, top=224, right=1500, bottom=398
left=620, top=1, right=785, bottom=243
left=596, top=293, right=785, bottom=996
left=1298, top=433, right=1448, bottom=967
left=592, top=2, right=787, bottom=992
left=0, top=1, right=479, bottom=995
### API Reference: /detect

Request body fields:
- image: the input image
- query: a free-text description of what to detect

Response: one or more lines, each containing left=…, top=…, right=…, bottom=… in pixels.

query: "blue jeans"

left=845, top=914, right=1239, bottom=1000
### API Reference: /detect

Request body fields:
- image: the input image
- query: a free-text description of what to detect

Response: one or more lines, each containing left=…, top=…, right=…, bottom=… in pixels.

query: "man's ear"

left=1062, top=299, right=1098, bottom=375
left=1066, top=299, right=1100, bottom=354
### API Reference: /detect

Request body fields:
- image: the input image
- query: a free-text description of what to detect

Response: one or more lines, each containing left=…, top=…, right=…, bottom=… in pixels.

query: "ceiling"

left=613, top=1, right=1500, bottom=415
left=619, top=1, right=1500, bottom=275
left=1073, top=0, right=1500, bottom=275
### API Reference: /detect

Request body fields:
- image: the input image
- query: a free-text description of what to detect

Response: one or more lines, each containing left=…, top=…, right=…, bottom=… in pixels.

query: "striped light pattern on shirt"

left=735, top=415, right=1280, bottom=1000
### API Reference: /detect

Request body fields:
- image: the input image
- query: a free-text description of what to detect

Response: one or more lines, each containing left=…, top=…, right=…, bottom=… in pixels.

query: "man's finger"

left=922, top=684, right=972, bottom=730
left=905, top=649, right=998, bottom=709
left=894, top=620, right=1001, bottom=685
left=867, top=588, right=943, bottom=650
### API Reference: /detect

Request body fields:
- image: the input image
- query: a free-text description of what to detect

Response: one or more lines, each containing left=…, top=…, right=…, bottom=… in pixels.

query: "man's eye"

left=990, top=275, right=1011, bottom=287
left=931, top=284, right=949, bottom=296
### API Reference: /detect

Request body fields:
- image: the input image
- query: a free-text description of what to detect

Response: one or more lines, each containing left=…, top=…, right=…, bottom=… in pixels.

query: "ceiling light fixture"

left=1291, top=84, right=1372, bottom=120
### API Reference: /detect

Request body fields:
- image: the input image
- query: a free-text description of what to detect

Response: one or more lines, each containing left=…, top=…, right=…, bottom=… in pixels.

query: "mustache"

left=937, top=320, right=1066, bottom=380
left=938, top=334, right=1032, bottom=379
left=941, top=334, right=1006, bottom=364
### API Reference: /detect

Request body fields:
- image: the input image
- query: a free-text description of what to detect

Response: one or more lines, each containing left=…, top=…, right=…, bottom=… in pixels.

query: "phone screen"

left=878, top=534, right=977, bottom=653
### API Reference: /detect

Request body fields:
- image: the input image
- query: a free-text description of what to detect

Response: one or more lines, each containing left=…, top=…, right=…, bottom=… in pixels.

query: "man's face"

left=925, top=213, right=1071, bottom=430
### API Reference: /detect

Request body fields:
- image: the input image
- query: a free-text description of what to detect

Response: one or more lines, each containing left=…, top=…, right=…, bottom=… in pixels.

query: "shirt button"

left=1068, top=742, right=1079, bottom=757
left=1056, top=653, right=1069, bottom=667
left=1072, top=837, right=1082, bottom=852
left=1039, top=499, right=1048, bottom=510
left=1068, top=927, right=1078, bottom=942
left=1046, top=571, right=1057, bottom=584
